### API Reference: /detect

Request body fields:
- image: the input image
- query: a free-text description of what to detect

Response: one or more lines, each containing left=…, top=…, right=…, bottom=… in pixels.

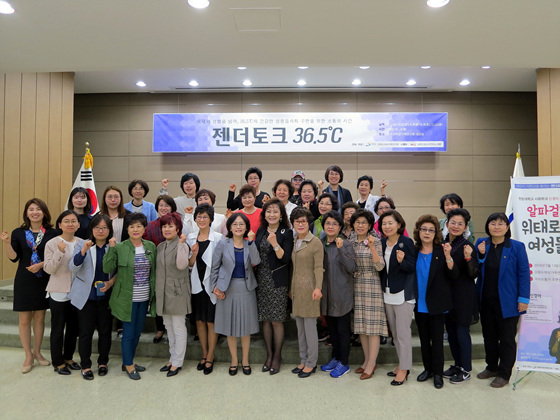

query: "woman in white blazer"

left=68, top=214, right=116, bottom=380
left=355, top=175, right=387, bottom=220
left=187, top=204, right=224, bottom=375
left=182, top=189, right=228, bottom=236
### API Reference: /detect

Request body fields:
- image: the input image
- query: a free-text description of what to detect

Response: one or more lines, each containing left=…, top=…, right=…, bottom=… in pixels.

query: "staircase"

left=0, top=280, right=485, bottom=366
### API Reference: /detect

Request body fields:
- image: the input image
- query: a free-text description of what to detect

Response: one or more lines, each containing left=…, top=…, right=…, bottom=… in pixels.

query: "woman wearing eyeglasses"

left=474, top=213, right=530, bottom=388
left=441, top=208, right=479, bottom=385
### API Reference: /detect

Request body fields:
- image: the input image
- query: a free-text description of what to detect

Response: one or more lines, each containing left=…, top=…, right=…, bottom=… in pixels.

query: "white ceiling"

left=1, top=0, right=559, bottom=93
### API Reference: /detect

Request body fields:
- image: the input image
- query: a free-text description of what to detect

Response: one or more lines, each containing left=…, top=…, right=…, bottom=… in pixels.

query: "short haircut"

left=290, top=207, right=314, bottom=226
left=226, top=212, right=251, bottom=238
left=124, top=212, right=148, bottom=229
left=67, top=187, right=92, bottom=215
left=89, top=213, right=113, bottom=244
left=321, top=210, right=344, bottom=229
left=194, top=203, right=215, bottom=223
left=196, top=189, right=216, bottom=205
left=324, top=165, right=344, bottom=183
left=272, top=179, right=295, bottom=197
left=413, top=214, right=442, bottom=249
left=245, top=167, right=263, bottom=181
left=299, top=179, right=318, bottom=197
left=484, top=212, right=511, bottom=238
left=439, top=193, right=464, bottom=214
left=341, top=201, right=360, bottom=214
left=101, top=186, right=127, bottom=218
left=446, top=208, right=471, bottom=224
left=155, top=195, right=177, bottom=213
left=239, top=184, right=256, bottom=198
left=378, top=210, right=406, bottom=235
left=317, top=192, right=339, bottom=212
left=350, top=208, right=375, bottom=230
left=260, top=198, right=290, bottom=230
left=21, top=198, right=52, bottom=230
left=160, top=212, right=183, bottom=233
left=374, top=196, right=396, bottom=214
left=357, top=175, right=373, bottom=190
left=180, top=172, right=201, bottom=194
left=128, top=179, right=149, bottom=197
left=56, top=210, right=80, bottom=229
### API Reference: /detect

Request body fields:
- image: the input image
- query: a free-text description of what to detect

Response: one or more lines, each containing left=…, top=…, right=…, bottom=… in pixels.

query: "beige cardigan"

left=291, top=231, right=324, bottom=318
left=44, top=236, right=75, bottom=293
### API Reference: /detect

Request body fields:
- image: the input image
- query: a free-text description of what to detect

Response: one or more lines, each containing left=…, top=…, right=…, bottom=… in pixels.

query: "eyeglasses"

left=247, top=176, right=260, bottom=181
left=354, top=221, right=369, bottom=226
left=324, top=221, right=340, bottom=227
left=93, top=226, right=109, bottom=231
left=489, top=221, right=508, bottom=227
left=131, top=187, right=144, bottom=191
left=231, top=223, right=246, bottom=228
left=449, top=221, right=465, bottom=227
left=293, top=220, right=308, bottom=225
left=419, top=228, right=436, bottom=234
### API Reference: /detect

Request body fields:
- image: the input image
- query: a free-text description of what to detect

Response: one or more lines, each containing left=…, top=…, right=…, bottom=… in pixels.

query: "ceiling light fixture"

left=188, top=0, right=210, bottom=9
left=0, top=1, right=15, bottom=14
left=237, top=66, right=247, bottom=70
left=420, top=65, right=431, bottom=69
left=297, top=80, right=307, bottom=86
left=459, top=79, right=471, bottom=86
left=136, top=81, right=146, bottom=87
left=359, top=66, right=370, bottom=70
left=298, top=66, right=309, bottom=70
left=242, top=79, right=252, bottom=87
left=481, top=65, right=491, bottom=69
left=352, top=79, right=362, bottom=86
left=189, top=80, right=199, bottom=87
left=406, top=79, right=417, bottom=86
left=427, top=0, right=450, bottom=8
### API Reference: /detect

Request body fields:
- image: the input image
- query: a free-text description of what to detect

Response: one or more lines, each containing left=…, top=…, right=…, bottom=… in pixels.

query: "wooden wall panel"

left=1, top=72, right=74, bottom=280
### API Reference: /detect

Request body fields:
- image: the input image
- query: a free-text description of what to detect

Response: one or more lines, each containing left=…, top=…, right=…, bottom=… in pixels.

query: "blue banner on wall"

left=153, top=112, right=447, bottom=153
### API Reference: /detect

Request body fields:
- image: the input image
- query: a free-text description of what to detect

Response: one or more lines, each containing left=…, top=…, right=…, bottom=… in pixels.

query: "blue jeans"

left=121, top=301, right=148, bottom=366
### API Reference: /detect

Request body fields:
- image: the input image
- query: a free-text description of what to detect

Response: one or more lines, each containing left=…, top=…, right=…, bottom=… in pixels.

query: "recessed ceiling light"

left=406, top=79, right=417, bottom=86
left=481, top=65, right=491, bottom=69
left=188, top=0, right=210, bottom=9
left=420, top=65, right=431, bottom=69
left=298, top=66, right=309, bottom=70
left=237, top=66, right=247, bottom=70
left=136, top=81, right=146, bottom=87
left=0, top=1, right=15, bottom=14
left=242, top=79, right=252, bottom=87
left=459, top=79, right=471, bottom=86
left=427, top=0, right=450, bottom=8
left=297, top=80, right=307, bottom=86
left=189, top=80, right=199, bottom=87
left=352, top=79, right=362, bottom=86
left=359, top=66, right=370, bottom=70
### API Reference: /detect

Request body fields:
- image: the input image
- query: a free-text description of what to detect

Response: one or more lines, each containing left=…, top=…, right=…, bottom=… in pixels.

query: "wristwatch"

left=273, top=245, right=280, bottom=251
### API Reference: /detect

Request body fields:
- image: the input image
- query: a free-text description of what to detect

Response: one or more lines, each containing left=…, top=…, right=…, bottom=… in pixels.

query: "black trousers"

left=480, top=297, right=519, bottom=380
left=78, top=299, right=113, bottom=369
left=445, top=314, right=472, bottom=371
left=415, top=311, right=445, bottom=375
left=326, top=312, right=351, bottom=365
left=49, top=298, right=79, bottom=367
left=155, top=315, right=165, bottom=332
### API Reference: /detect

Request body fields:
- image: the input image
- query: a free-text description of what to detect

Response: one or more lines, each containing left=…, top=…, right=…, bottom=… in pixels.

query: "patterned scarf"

left=444, top=232, right=468, bottom=256
left=25, top=226, right=45, bottom=277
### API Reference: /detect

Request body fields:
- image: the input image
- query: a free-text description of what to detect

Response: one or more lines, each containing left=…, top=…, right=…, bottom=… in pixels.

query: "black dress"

left=191, top=239, right=215, bottom=322
left=10, top=227, right=57, bottom=311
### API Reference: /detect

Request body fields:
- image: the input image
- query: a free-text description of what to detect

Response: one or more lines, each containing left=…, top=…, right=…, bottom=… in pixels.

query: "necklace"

left=267, top=227, right=277, bottom=233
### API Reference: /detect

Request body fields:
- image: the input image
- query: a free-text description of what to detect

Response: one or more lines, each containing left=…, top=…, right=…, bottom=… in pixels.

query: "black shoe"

left=65, top=361, right=81, bottom=370
left=262, top=364, right=270, bottom=372
left=160, top=364, right=172, bottom=372
left=443, top=365, right=459, bottom=379
left=298, top=366, right=317, bottom=378
left=98, top=366, right=108, bottom=376
left=203, top=361, right=214, bottom=375
left=292, top=366, right=304, bottom=374
left=242, top=365, right=252, bottom=375
left=81, top=370, right=94, bottom=381
left=390, top=370, right=410, bottom=386
left=122, top=364, right=146, bottom=372
left=54, top=365, right=71, bottom=375
left=417, top=370, right=433, bottom=382
left=269, top=367, right=280, bottom=375
left=153, top=332, right=164, bottom=344
left=229, top=365, right=238, bottom=376
left=387, top=371, right=397, bottom=377
left=380, top=336, right=387, bottom=345
left=434, top=375, right=444, bottom=389
left=197, top=358, right=206, bottom=371
left=125, top=368, right=141, bottom=380
left=167, top=367, right=181, bottom=377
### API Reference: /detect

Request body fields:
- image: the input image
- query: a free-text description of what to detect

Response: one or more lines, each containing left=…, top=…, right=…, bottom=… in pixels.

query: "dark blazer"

left=448, top=240, right=480, bottom=325
left=415, top=246, right=453, bottom=315
left=323, top=185, right=353, bottom=206
left=210, top=237, right=261, bottom=292
left=380, top=235, right=417, bottom=301
left=475, top=237, right=530, bottom=319
left=255, top=226, right=294, bottom=288
left=227, top=190, right=270, bottom=210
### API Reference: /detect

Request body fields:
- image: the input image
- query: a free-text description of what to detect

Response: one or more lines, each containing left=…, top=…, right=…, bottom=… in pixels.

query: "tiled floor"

left=1, top=347, right=558, bottom=420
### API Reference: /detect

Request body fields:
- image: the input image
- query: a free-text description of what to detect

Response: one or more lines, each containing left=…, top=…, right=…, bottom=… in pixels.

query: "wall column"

left=536, top=68, right=560, bottom=176
left=1, top=72, right=74, bottom=280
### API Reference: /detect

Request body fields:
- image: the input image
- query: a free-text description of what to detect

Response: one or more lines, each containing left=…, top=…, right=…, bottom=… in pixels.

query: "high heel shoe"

left=34, top=355, right=50, bottom=366
left=390, top=370, right=410, bottom=386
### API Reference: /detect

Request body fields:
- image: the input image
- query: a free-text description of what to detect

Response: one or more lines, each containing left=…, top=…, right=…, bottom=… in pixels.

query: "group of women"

left=1, top=165, right=530, bottom=389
